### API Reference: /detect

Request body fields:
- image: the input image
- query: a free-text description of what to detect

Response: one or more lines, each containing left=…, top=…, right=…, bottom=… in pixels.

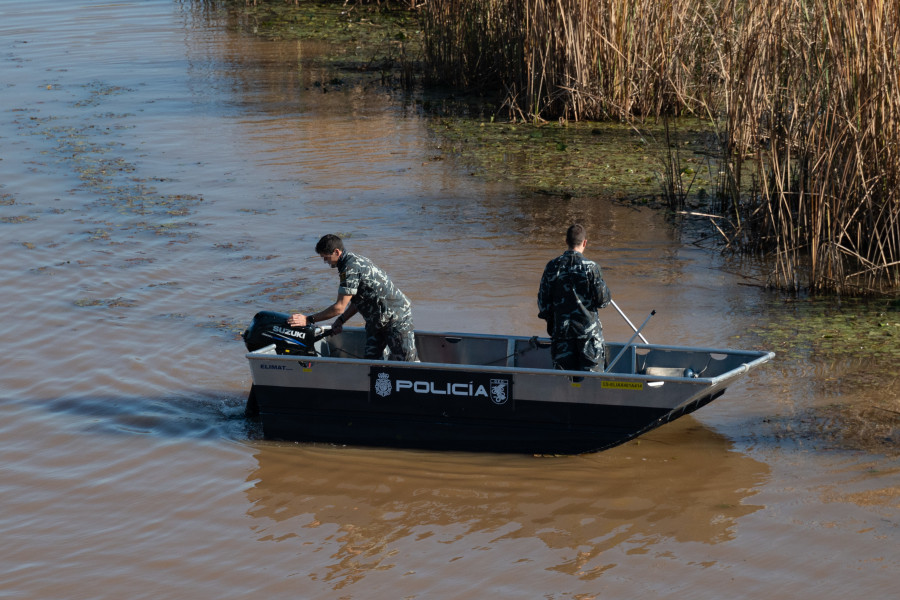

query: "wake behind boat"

left=243, top=311, right=774, bottom=454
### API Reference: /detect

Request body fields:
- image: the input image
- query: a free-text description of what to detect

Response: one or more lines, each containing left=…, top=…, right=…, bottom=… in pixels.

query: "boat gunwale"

left=246, top=332, right=775, bottom=385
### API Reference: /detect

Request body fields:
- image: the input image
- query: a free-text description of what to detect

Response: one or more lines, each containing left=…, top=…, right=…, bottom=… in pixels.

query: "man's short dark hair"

left=315, top=234, right=344, bottom=255
left=566, top=224, right=586, bottom=248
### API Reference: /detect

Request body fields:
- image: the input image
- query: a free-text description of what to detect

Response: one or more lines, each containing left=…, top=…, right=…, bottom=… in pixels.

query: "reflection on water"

left=246, top=420, right=766, bottom=582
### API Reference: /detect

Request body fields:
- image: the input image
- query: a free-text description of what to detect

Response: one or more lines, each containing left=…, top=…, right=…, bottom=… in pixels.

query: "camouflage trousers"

left=365, top=318, right=419, bottom=361
left=550, top=335, right=605, bottom=372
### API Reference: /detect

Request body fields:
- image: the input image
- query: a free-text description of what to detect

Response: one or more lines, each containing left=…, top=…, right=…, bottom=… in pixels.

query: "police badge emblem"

left=489, top=378, right=509, bottom=405
left=374, top=371, right=392, bottom=397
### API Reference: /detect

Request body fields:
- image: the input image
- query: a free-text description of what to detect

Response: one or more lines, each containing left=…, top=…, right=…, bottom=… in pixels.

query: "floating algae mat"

left=222, top=0, right=421, bottom=68
left=742, top=297, right=900, bottom=367
left=739, top=296, right=900, bottom=454
left=426, top=117, right=716, bottom=201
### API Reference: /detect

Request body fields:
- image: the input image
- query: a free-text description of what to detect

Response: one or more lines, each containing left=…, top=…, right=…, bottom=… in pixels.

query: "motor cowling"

left=242, top=310, right=326, bottom=356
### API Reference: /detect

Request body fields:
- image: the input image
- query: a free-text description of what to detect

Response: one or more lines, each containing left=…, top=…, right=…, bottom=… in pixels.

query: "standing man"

left=288, top=234, right=418, bottom=361
left=537, top=224, right=611, bottom=372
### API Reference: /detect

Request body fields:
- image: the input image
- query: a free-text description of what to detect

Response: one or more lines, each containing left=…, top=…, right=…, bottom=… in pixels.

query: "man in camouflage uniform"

left=288, top=234, right=418, bottom=361
left=537, top=224, right=611, bottom=373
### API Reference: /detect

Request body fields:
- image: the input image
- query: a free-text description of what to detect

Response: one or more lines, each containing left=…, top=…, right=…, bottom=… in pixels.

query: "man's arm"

left=537, top=260, right=558, bottom=320
left=329, top=299, right=358, bottom=334
left=537, top=265, right=556, bottom=336
left=593, top=266, right=611, bottom=309
left=288, top=293, right=353, bottom=327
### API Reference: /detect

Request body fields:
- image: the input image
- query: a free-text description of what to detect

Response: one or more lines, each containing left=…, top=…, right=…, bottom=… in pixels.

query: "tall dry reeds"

left=420, top=0, right=526, bottom=97
left=422, top=0, right=714, bottom=120
left=421, top=0, right=900, bottom=295
left=715, top=0, right=900, bottom=294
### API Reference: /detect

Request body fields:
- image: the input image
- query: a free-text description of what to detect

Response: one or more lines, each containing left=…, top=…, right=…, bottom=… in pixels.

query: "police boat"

left=242, top=310, right=774, bottom=455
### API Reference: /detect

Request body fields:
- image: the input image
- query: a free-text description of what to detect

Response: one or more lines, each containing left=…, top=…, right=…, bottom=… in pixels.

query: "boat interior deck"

left=309, top=328, right=757, bottom=379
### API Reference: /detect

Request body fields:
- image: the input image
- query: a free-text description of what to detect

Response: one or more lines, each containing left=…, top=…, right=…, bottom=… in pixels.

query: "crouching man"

left=288, top=234, right=418, bottom=361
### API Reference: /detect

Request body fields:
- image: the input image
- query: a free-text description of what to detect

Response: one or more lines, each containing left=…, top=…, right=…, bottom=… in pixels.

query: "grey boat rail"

left=247, top=342, right=774, bottom=386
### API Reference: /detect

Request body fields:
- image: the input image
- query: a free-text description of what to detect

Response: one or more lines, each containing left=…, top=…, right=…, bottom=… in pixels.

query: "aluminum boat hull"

left=246, top=327, right=774, bottom=454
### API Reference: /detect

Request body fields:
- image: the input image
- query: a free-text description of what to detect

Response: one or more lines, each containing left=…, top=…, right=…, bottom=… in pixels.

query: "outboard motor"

left=242, top=310, right=328, bottom=356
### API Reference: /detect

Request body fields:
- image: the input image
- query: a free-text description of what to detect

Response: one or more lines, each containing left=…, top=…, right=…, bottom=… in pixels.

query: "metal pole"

left=611, top=299, right=649, bottom=344
left=605, top=310, right=656, bottom=373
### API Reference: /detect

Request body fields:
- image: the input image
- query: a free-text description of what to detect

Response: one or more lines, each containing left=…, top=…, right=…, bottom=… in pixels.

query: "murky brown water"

left=1, top=1, right=898, bottom=598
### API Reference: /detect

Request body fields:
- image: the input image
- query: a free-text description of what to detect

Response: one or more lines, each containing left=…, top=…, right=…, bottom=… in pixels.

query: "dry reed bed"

left=717, top=0, right=900, bottom=295
left=421, top=0, right=900, bottom=295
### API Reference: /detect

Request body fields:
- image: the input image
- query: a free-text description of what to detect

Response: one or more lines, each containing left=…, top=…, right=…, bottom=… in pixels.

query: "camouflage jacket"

left=337, top=251, right=412, bottom=329
left=537, top=250, right=611, bottom=339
